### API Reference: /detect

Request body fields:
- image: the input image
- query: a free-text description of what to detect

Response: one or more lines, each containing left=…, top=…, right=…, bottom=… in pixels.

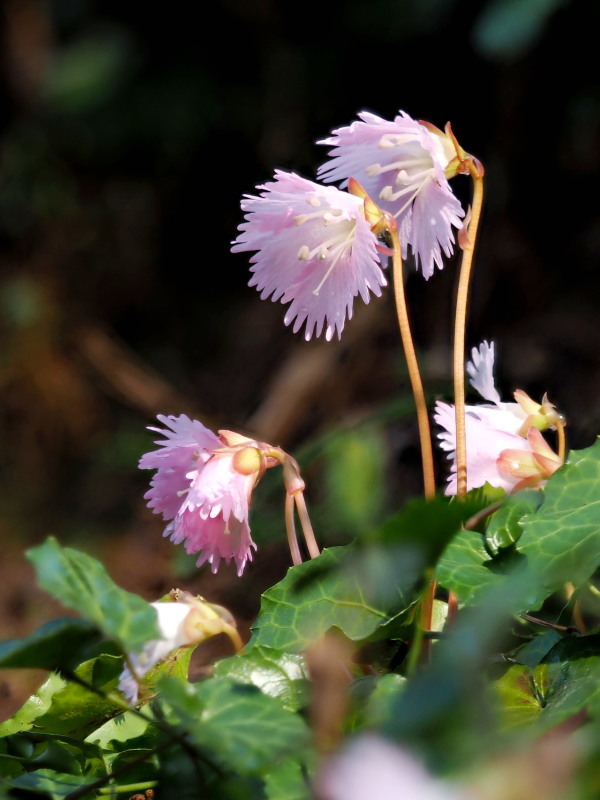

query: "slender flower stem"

left=294, top=491, right=320, bottom=559
left=285, top=492, right=303, bottom=566
left=557, top=420, right=567, bottom=462
left=391, top=231, right=436, bottom=500
left=453, top=163, right=485, bottom=497
left=390, top=227, right=438, bottom=661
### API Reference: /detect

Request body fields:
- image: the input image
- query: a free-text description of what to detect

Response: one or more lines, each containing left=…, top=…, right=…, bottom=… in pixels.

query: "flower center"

left=294, top=207, right=357, bottom=296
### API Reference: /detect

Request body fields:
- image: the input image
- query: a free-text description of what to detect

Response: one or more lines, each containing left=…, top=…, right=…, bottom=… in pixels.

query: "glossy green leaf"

left=27, top=537, right=159, bottom=650
left=250, top=547, right=412, bottom=652
left=494, top=664, right=543, bottom=728
left=264, top=760, right=310, bottom=800
left=0, top=618, right=104, bottom=672
left=85, top=709, right=156, bottom=752
left=518, top=441, right=600, bottom=602
left=484, top=490, right=541, bottom=555
left=495, top=634, right=600, bottom=733
left=214, top=646, right=308, bottom=712
left=0, top=655, right=124, bottom=738
left=1, top=768, right=93, bottom=798
left=159, top=675, right=309, bottom=775
left=436, top=528, right=504, bottom=605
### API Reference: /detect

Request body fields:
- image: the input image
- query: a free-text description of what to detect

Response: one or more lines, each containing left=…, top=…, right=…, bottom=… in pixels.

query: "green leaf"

left=214, top=646, right=308, bottom=712
left=0, top=618, right=104, bottom=672
left=264, top=760, right=310, bottom=800
left=494, top=664, right=543, bottom=728
left=494, top=634, right=600, bottom=734
left=361, top=673, right=407, bottom=728
left=436, top=528, right=504, bottom=605
left=1, top=768, right=94, bottom=798
left=160, top=675, right=309, bottom=775
left=518, top=441, right=600, bottom=603
left=484, top=490, right=541, bottom=555
left=512, top=630, right=563, bottom=668
left=27, top=538, right=159, bottom=650
left=537, top=634, right=600, bottom=726
left=0, top=655, right=124, bottom=738
left=85, top=709, right=157, bottom=752
left=250, top=547, right=411, bottom=652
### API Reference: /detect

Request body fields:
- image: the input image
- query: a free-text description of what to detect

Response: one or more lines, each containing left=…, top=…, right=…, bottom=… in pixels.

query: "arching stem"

left=391, top=230, right=436, bottom=500
left=285, top=492, right=303, bottom=566
left=454, top=163, right=485, bottom=497
left=295, top=491, right=320, bottom=559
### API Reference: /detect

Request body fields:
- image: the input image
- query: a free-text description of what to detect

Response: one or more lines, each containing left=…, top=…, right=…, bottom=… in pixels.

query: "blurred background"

left=0, top=0, right=598, bottom=716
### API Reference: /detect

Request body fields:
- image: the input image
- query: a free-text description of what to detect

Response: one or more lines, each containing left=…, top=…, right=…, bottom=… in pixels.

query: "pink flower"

left=435, top=342, right=562, bottom=494
left=140, top=415, right=275, bottom=575
left=316, top=735, right=459, bottom=800
left=231, top=170, right=386, bottom=341
left=317, top=110, right=465, bottom=279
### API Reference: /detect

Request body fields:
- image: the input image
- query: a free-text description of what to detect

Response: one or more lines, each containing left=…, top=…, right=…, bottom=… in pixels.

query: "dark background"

left=0, top=0, right=598, bottom=715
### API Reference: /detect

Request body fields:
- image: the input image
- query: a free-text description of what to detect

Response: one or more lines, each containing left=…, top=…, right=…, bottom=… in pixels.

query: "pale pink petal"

left=317, top=110, right=464, bottom=279
left=140, top=416, right=258, bottom=575
left=232, top=170, right=386, bottom=341
left=140, top=415, right=221, bottom=520
left=316, top=734, right=459, bottom=800
left=434, top=401, right=530, bottom=494
left=466, top=341, right=501, bottom=405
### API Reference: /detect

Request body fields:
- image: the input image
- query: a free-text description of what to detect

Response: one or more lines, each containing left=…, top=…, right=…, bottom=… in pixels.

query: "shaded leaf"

left=160, top=675, right=309, bottom=775
left=1, top=768, right=93, bottom=798
left=214, top=646, right=308, bottom=712
left=250, top=547, right=412, bottom=652
left=0, top=618, right=104, bottom=672
left=0, top=655, right=124, bottom=738
left=484, top=490, right=541, bottom=555
left=27, top=538, right=159, bottom=651
left=518, top=441, right=600, bottom=603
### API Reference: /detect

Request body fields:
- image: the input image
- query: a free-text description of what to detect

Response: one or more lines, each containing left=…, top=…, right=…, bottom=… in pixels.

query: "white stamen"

left=307, top=195, right=321, bottom=207
left=378, top=133, right=418, bottom=149
left=297, top=245, right=311, bottom=260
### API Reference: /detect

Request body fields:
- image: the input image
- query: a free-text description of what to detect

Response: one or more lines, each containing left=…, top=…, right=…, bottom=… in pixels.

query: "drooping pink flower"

left=231, top=170, right=386, bottom=341
left=140, top=415, right=276, bottom=575
left=435, top=342, right=562, bottom=494
left=317, top=110, right=466, bottom=279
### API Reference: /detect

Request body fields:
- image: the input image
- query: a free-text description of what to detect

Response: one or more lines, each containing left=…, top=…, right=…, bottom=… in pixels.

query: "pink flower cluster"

left=233, top=110, right=467, bottom=341
left=140, top=414, right=273, bottom=575
left=435, top=342, right=562, bottom=495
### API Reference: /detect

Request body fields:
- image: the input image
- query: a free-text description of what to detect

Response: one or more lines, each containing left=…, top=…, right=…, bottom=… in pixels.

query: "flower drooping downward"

left=434, top=341, right=563, bottom=494
left=119, top=591, right=241, bottom=704
left=232, top=170, right=386, bottom=341
left=140, top=414, right=318, bottom=574
left=140, top=415, right=274, bottom=575
left=318, top=110, right=467, bottom=279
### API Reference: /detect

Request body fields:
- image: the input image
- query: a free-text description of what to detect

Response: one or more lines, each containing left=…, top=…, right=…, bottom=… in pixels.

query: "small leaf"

left=518, top=441, right=600, bottom=603
left=264, top=760, right=310, bottom=800
left=250, top=547, right=412, bottom=652
left=436, top=528, right=504, bottom=605
left=495, top=664, right=543, bottom=728
left=214, top=646, right=308, bottom=712
left=1, top=768, right=95, bottom=798
left=484, top=490, right=541, bottom=555
left=27, top=538, right=159, bottom=650
left=0, top=618, right=103, bottom=672
left=159, top=676, right=309, bottom=775
left=0, top=655, right=124, bottom=738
